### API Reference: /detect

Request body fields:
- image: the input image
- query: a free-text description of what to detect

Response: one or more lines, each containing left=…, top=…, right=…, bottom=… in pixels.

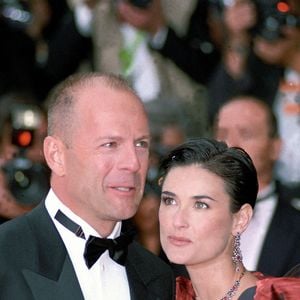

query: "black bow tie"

left=54, top=210, right=134, bottom=269
left=84, top=232, right=133, bottom=268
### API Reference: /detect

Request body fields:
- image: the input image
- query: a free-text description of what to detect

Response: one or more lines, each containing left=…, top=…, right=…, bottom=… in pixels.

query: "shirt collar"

left=257, top=181, right=276, bottom=202
left=45, top=188, right=121, bottom=239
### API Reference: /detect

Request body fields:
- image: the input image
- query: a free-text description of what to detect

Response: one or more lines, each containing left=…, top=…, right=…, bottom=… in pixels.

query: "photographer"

left=117, top=0, right=221, bottom=85
left=0, top=169, right=33, bottom=224
left=91, top=0, right=209, bottom=138
left=0, top=92, right=50, bottom=223
left=0, top=0, right=94, bottom=102
left=209, top=0, right=300, bottom=187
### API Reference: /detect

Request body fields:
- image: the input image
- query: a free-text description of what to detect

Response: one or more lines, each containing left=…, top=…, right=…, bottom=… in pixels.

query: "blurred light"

left=277, top=2, right=290, bottom=13
left=2, top=7, right=31, bottom=23
left=23, top=110, right=36, bottom=127
left=17, top=130, right=33, bottom=147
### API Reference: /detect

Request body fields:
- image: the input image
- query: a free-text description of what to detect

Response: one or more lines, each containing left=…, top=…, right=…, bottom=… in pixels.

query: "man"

left=0, top=73, right=174, bottom=299
left=214, top=95, right=300, bottom=276
left=116, top=0, right=220, bottom=85
left=91, top=0, right=209, bottom=138
left=0, top=93, right=48, bottom=223
left=209, top=0, right=300, bottom=184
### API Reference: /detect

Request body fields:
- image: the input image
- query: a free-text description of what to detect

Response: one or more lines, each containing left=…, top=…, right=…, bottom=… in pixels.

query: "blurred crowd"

left=1, top=0, right=300, bottom=275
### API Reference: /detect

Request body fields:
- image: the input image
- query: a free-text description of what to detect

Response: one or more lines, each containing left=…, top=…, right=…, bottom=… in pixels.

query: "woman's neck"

left=187, top=262, right=253, bottom=300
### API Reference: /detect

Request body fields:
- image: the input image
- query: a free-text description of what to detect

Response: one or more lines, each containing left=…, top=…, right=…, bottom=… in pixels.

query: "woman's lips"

left=167, top=235, right=192, bottom=246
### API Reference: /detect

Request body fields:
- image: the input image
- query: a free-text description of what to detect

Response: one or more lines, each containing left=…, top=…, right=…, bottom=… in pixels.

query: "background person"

left=0, top=73, right=174, bottom=299
left=117, top=0, right=221, bottom=85
left=214, top=95, right=300, bottom=276
left=158, top=137, right=300, bottom=299
left=0, top=92, right=49, bottom=223
left=209, top=0, right=300, bottom=185
left=117, top=0, right=257, bottom=101
left=0, top=0, right=94, bottom=102
left=91, top=0, right=209, bottom=138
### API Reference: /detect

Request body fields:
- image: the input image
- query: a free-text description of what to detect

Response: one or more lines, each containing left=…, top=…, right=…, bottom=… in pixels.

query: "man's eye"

left=102, top=142, right=117, bottom=148
left=240, top=130, right=254, bottom=139
left=136, top=140, right=149, bottom=148
left=194, top=201, right=208, bottom=209
left=161, top=196, right=176, bottom=206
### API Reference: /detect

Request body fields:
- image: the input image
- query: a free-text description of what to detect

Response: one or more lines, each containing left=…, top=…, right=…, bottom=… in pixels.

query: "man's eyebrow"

left=136, top=134, right=151, bottom=140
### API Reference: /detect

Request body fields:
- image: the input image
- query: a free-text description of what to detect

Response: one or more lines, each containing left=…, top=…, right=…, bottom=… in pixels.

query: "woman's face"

left=159, top=165, right=237, bottom=267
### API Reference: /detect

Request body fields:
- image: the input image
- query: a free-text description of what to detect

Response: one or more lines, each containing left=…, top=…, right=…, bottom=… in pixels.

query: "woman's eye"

left=194, top=201, right=208, bottom=209
left=161, top=197, right=176, bottom=206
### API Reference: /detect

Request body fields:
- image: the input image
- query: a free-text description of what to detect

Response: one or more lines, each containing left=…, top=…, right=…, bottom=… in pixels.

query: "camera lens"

left=2, top=157, right=50, bottom=205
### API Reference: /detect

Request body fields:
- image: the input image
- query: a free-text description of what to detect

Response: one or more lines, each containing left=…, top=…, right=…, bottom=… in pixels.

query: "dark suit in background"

left=256, top=183, right=300, bottom=276
left=155, top=0, right=220, bottom=86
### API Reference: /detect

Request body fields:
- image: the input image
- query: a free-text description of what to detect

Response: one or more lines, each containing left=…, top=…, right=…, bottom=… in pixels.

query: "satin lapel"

left=23, top=255, right=84, bottom=300
left=23, top=203, right=84, bottom=299
left=125, top=242, right=173, bottom=300
left=126, top=244, right=147, bottom=300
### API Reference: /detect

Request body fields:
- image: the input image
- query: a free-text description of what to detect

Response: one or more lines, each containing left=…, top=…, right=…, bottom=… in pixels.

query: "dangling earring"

left=232, top=232, right=242, bottom=272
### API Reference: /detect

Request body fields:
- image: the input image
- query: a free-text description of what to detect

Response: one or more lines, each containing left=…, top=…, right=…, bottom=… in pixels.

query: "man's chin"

left=115, top=204, right=139, bottom=220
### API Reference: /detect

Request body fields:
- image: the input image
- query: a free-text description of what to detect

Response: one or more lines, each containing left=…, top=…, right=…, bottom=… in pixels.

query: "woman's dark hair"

left=158, top=137, right=258, bottom=212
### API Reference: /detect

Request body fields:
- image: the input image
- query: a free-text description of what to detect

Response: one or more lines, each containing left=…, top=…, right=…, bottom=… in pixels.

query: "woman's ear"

left=232, top=203, right=253, bottom=235
left=43, top=136, right=66, bottom=176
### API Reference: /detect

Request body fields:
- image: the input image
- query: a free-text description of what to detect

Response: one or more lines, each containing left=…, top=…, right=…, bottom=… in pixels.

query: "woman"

left=158, top=138, right=300, bottom=299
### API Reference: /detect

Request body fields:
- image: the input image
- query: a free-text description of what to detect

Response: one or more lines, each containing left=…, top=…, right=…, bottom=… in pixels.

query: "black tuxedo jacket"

left=256, top=185, right=300, bottom=277
left=0, top=203, right=174, bottom=299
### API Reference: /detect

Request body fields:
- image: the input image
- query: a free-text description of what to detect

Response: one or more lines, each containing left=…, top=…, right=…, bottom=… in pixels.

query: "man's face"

left=214, top=99, right=279, bottom=186
left=56, top=84, right=150, bottom=232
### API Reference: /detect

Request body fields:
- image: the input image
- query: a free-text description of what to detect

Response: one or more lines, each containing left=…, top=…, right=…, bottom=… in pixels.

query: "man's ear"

left=232, top=203, right=253, bottom=235
left=43, top=136, right=66, bottom=176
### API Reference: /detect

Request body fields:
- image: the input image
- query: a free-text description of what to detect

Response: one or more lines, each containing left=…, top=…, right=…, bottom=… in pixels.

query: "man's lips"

left=167, top=235, right=192, bottom=246
left=109, top=185, right=137, bottom=194
left=113, top=186, right=134, bottom=192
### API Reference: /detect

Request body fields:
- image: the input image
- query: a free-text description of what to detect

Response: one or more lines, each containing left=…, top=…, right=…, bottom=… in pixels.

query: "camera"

left=2, top=103, right=50, bottom=205
left=256, top=0, right=300, bottom=40
left=128, top=0, right=152, bottom=9
left=208, top=0, right=300, bottom=40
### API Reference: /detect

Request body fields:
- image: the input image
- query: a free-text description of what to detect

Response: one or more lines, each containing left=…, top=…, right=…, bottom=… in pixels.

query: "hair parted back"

left=46, top=72, right=139, bottom=145
left=159, top=137, right=258, bottom=212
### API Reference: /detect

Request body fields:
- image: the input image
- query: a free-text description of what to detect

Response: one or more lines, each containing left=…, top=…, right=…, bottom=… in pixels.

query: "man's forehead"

left=221, top=100, right=267, bottom=120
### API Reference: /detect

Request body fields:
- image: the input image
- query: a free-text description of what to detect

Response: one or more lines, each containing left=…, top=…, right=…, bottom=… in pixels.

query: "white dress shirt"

left=274, top=69, right=300, bottom=186
left=45, top=189, right=131, bottom=300
left=240, top=183, right=277, bottom=271
left=120, top=23, right=161, bottom=102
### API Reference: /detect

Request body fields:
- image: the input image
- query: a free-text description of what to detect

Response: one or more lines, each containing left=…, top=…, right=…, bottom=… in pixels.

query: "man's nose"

left=119, top=145, right=141, bottom=172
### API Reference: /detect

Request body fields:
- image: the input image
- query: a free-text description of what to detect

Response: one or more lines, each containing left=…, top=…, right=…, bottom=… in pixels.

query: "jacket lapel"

left=23, top=255, right=84, bottom=300
left=23, top=203, right=84, bottom=299
left=257, top=199, right=297, bottom=276
left=126, top=241, right=174, bottom=300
